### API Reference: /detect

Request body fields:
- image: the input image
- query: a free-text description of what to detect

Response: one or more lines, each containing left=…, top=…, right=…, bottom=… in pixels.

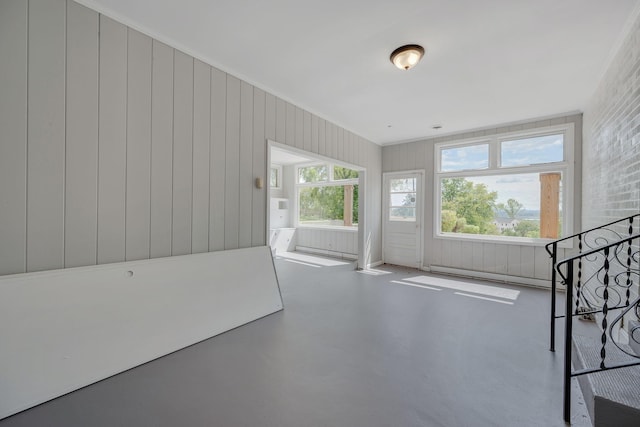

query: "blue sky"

left=441, top=134, right=564, bottom=210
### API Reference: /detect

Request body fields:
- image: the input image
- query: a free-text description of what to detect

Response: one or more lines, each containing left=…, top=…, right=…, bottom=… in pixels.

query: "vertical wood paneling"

left=265, top=93, right=276, bottom=141
left=303, top=111, right=312, bottom=152
left=171, top=51, right=194, bottom=256
left=0, top=0, right=27, bottom=275
left=275, top=97, right=286, bottom=143
left=318, top=118, right=326, bottom=156
left=311, top=115, right=319, bottom=154
left=209, top=68, right=226, bottom=251
left=125, top=29, right=152, bottom=261
left=534, top=246, right=550, bottom=280
left=238, top=81, right=254, bottom=248
left=224, top=75, right=241, bottom=249
left=97, top=16, right=127, bottom=264
left=332, top=125, right=339, bottom=161
left=295, top=106, right=304, bottom=149
left=65, top=1, right=98, bottom=268
left=285, top=102, right=295, bottom=146
left=325, top=122, right=334, bottom=159
left=27, top=0, right=66, bottom=272
left=337, top=127, right=344, bottom=162
left=494, top=244, right=508, bottom=274
left=192, top=60, right=211, bottom=253
left=450, top=240, right=462, bottom=269
left=520, top=246, right=535, bottom=278
left=150, top=40, right=174, bottom=258
left=252, top=88, right=266, bottom=246
left=460, top=241, right=473, bottom=270
left=507, top=245, right=521, bottom=276
left=0, top=3, right=384, bottom=274
left=482, top=243, right=496, bottom=273
left=472, top=242, right=484, bottom=271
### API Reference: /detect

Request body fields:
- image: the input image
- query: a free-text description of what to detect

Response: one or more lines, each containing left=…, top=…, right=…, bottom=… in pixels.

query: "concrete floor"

left=1, top=256, right=590, bottom=426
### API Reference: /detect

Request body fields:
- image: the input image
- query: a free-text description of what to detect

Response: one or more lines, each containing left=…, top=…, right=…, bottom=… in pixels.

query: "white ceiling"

left=79, top=0, right=639, bottom=145
left=271, top=147, right=313, bottom=166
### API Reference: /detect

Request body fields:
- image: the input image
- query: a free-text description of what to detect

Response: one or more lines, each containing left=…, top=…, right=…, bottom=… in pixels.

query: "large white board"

left=0, top=246, right=283, bottom=419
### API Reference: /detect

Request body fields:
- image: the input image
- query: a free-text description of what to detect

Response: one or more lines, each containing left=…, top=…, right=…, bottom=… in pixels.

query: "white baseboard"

left=428, top=265, right=551, bottom=289
left=367, top=260, right=384, bottom=268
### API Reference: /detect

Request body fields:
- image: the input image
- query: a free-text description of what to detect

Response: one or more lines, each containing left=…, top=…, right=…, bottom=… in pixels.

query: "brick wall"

left=583, top=11, right=640, bottom=228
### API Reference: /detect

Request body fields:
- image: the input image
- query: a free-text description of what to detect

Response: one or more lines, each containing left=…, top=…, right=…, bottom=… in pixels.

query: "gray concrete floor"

left=1, top=256, right=591, bottom=426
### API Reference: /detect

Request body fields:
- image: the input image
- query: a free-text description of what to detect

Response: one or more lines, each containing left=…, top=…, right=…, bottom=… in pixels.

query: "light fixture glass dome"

left=390, top=44, right=425, bottom=70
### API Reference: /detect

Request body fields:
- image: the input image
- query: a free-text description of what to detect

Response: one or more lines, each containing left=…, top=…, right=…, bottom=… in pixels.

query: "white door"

left=383, top=172, right=423, bottom=268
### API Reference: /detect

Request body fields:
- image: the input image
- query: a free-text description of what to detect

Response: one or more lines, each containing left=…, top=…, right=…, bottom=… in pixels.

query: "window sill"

left=435, top=232, right=573, bottom=249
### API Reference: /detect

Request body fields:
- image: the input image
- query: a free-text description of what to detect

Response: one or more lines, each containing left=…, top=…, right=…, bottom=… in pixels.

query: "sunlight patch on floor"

left=358, top=268, right=392, bottom=276
left=404, top=276, right=520, bottom=300
left=390, top=280, right=442, bottom=291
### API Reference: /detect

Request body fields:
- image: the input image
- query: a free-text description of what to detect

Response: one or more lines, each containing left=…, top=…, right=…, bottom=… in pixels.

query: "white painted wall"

left=0, top=247, right=283, bottom=419
left=382, top=114, right=583, bottom=283
left=0, top=0, right=383, bottom=276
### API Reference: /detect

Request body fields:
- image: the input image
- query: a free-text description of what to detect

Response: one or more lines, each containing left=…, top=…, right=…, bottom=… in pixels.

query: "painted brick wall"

left=582, top=9, right=640, bottom=334
left=583, top=11, right=640, bottom=228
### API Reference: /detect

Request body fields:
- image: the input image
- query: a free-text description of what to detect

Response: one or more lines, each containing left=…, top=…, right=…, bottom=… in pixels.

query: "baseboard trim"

left=428, top=265, right=551, bottom=289
left=367, top=260, right=384, bottom=268
left=295, top=246, right=358, bottom=261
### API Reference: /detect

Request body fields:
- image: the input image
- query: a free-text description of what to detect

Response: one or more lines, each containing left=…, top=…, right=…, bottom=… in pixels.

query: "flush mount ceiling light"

left=390, top=44, right=425, bottom=70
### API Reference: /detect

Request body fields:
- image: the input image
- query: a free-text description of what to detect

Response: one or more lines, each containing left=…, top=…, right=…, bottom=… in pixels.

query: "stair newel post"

left=550, top=241, right=558, bottom=351
left=563, top=261, right=574, bottom=423
left=600, top=247, right=610, bottom=369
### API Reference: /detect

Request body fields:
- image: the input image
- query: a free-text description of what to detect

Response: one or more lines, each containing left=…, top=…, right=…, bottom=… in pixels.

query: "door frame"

left=382, top=170, right=425, bottom=269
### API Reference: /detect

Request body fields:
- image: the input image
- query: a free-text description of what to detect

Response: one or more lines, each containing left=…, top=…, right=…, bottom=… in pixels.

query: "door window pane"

left=389, top=178, right=417, bottom=222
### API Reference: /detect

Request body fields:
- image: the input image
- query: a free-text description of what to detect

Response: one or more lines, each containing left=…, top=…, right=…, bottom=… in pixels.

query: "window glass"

left=441, top=144, right=489, bottom=172
left=270, top=167, right=279, bottom=188
left=501, top=134, right=563, bottom=167
left=440, top=173, right=562, bottom=238
left=333, top=166, right=359, bottom=180
left=389, top=177, right=417, bottom=222
left=298, top=185, right=358, bottom=226
left=298, top=165, right=328, bottom=183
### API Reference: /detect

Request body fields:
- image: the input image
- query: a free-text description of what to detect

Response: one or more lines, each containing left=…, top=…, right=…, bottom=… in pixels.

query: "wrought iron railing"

left=545, top=214, right=639, bottom=351
left=554, top=232, right=640, bottom=422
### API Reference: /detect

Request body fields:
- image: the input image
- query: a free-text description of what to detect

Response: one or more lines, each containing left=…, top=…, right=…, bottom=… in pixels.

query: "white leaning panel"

left=0, top=246, right=283, bottom=419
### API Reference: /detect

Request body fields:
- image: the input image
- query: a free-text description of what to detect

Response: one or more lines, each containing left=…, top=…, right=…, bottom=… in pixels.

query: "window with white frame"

left=270, top=165, right=282, bottom=189
left=297, top=163, right=359, bottom=228
left=434, top=124, right=574, bottom=243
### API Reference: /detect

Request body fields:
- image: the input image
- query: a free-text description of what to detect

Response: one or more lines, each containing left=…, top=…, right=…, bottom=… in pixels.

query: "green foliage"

left=299, top=184, right=358, bottom=225
left=441, top=210, right=457, bottom=232
left=514, top=220, right=540, bottom=238
left=461, top=224, right=480, bottom=234
left=298, top=165, right=328, bottom=183
left=496, top=198, right=524, bottom=219
left=441, top=178, right=498, bottom=233
left=333, top=166, right=359, bottom=180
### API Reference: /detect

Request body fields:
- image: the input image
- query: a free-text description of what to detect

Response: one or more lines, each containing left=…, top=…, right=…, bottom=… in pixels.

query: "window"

left=435, top=124, right=574, bottom=243
left=297, top=163, right=359, bottom=228
left=389, top=178, right=417, bottom=221
left=270, top=165, right=282, bottom=189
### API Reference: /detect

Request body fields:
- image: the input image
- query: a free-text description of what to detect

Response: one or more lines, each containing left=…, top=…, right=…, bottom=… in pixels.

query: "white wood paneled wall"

left=382, top=114, right=583, bottom=282
left=296, top=229, right=359, bottom=256
left=0, top=0, right=383, bottom=276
